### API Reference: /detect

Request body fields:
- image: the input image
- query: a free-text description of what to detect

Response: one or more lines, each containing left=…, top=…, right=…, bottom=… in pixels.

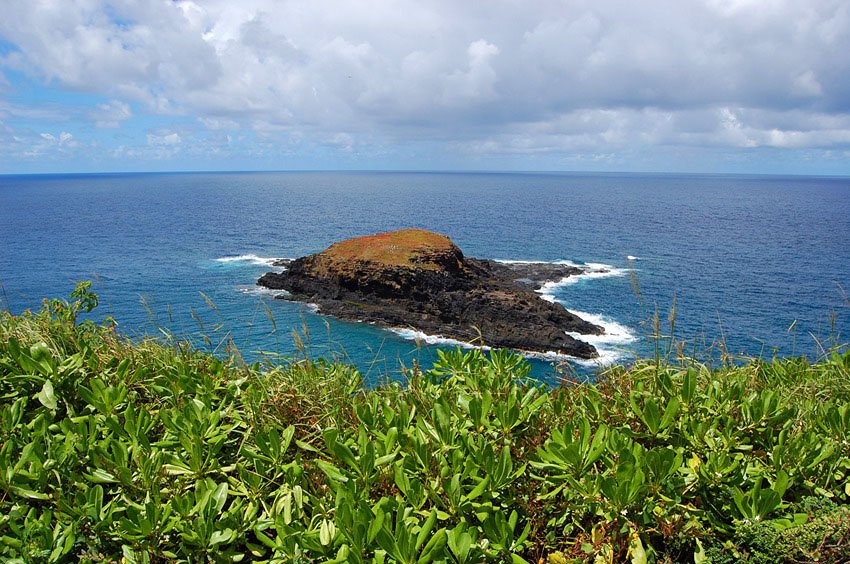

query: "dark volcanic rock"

left=258, top=229, right=604, bottom=359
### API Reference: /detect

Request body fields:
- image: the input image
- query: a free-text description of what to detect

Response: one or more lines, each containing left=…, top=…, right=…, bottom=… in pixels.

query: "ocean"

left=1, top=171, right=848, bottom=384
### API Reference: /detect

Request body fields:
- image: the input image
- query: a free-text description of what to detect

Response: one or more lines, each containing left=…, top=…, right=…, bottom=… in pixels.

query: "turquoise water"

left=1, top=171, right=849, bottom=384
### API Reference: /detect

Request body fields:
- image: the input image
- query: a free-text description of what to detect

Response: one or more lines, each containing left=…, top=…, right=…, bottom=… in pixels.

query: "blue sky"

left=1, top=0, right=850, bottom=175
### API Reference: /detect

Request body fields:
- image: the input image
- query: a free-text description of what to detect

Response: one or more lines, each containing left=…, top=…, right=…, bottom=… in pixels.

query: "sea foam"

left=389, top=328, right=488, bottom=350
left=388, top=326, right=628, bottom=367
left=535, top=262, right=628, bottom=301
left=389, top=328, right=576, bottom=362
left=390, top=257, right=637, bottom=367
left=565, top=310, right=637, bottom=367
left=236, top=285, right=290, bottom=298
left=497, top=258, right=636, bottom=366
left=215, top=254, right=289, bottom=267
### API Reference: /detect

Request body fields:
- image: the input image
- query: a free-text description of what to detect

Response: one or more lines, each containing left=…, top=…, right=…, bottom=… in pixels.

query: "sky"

left=1, top=0, right=849, bottom=175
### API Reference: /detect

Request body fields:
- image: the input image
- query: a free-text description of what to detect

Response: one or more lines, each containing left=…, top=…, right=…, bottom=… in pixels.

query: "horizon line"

left=2, top=168, right=850, bottom=180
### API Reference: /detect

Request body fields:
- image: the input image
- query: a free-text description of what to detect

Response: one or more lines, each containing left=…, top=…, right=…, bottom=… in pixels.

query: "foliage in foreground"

left=1, top=284, right=849, bottom=563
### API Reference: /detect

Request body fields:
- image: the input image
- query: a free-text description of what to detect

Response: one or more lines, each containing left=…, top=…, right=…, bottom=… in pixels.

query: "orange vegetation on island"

left=319, top=228, right=463, bottom=271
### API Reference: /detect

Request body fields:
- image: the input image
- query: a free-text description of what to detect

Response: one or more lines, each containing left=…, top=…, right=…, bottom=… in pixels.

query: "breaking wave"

left=389, top=328, right=486, bottom=350
left=236, top=285, right=290, bottom=298
left=565, top=310, right=637, bottom=367
left=388, top=325, right=633, bottom=368
left=497, top=257, right=638, bottom=366
left=535, top=262, right=629, bottom=301
left=214, top=254, right=289, bottom=267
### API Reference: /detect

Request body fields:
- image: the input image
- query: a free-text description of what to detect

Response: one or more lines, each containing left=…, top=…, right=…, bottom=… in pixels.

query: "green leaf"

left=464, top=475, right=490, bottom=501
left=320, top=519, right=335, bottom=546
left=37, top=380, right=57, bottom=410
left=375, top=453, right=397, bottom=467
left=296, top=439, right=321, bottom=453
left=0, top=535, right=23, bottom=549
left=394, top=462, right=411, bottom=495
left=10, top=486, right=50, bottom=500
left=660, top=397, right=680, bottom=430
left=448, top=527, right=472, bottom=563
left=772, top=469, right=791, bottom=498
left=643, top=397, right=661, bottom=433
left=210, top=528, right=234, bottom=547
left=211, top=482, right=228, bottom=513
left=368, top=507, right=385, bottom=544
left=418, top=528, right=447, bottom=563
left=682, top=369, right=697, bottom=402
left=121, top=545, right=151, bottom=564
left=86, top=469, right=118, bottom=484
left=317, top=460, right=350, bottom=483
left=694, top=538, right=707, bottom=564
left=628, top=533, right=647, bottom=564
left=415, top=510, right=437, bottom=551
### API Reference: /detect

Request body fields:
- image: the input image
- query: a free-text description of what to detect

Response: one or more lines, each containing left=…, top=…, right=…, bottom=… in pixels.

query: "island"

left=257, top=229, right=605, bottom=359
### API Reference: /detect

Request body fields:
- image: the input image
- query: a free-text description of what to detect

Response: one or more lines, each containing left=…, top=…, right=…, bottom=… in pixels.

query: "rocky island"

left=258, top=229, right=605, bottom=359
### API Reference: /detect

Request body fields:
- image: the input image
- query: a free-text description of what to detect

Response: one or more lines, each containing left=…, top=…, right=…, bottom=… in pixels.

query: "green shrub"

left=705, top=498, right=850, bottom=563
left=1, top=284, right=848, bottom=562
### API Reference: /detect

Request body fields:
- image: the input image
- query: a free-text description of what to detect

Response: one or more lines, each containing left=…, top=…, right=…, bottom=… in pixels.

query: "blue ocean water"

left=1, top=171, right=849, bottom=384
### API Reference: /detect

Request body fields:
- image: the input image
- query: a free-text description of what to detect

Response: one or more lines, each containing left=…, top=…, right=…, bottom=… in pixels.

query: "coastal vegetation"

left=1, top=283, right=849, bottom=562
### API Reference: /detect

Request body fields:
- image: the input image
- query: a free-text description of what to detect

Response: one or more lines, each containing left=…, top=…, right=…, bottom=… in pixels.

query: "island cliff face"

left=257, top=229, right=604, bottom=359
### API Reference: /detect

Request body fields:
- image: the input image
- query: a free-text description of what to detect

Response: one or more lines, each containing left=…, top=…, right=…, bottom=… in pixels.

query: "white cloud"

left=10, top=129, right=81, bottom=160
left=329, top=132, right=355, bottom=152
left=198, top=117, right=241, bottom=130
left=38, top=131, right=75, bottom=147
left=444, top=105, right=850, bottom=158
left=445, top=39, right=500, bottom=101
left=1, top=0, right=850, bottom=166
left=91, top=100, right=133, bottom=128
left=147, top=131, right=182, bottom=146
left=0, top=100, right=69, bottom=122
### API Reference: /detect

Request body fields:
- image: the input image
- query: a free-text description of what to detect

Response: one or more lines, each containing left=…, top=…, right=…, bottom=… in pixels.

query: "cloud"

left=0, top=100, right=69, bottom=122
left=91, top=100, right=133, bottom=128
left=1, top=0, right=850, bottom=170
left=446, top=40, right=500, bottom=101
left=6, top=129, right=83, bottom=161
left=198, top=117, right=240, bottom=131
left=0, top=1, right=221, bottom=109
left=147, top=130, right=182, bottom=147
left=446, top=105, right=850, bottom=158
left=38, top=131, right=76, bottom=148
